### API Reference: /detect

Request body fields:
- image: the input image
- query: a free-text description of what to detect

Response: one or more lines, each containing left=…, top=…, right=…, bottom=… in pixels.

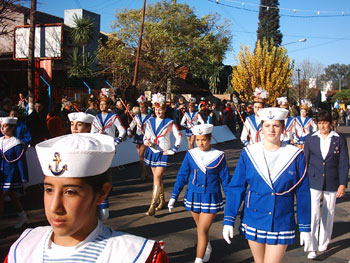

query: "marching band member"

left=127, top=95, right=152, bottom=181
left=91, top=97, right=126, bottom=145
left=277, top=97, right=296, bottom=144
left=223, top=107, right=311, bottom=263
left=294, top=99, right=317, bottom=148
left=168, top=124, right=230, bottom=263
left=69, top=112, right=94, bottom=134
left=0, top=117, right=28, bottom=229
left=180, top=97, right=205, bottom=149
left=303, top=110, right=349, bottom=259
left=143, top=93, right=182, bottom=216
left=4, top=133, right=168, bottom=263
left=240, top=87, right=268, bottom=146
left=91, top=97, right=126, bottom=220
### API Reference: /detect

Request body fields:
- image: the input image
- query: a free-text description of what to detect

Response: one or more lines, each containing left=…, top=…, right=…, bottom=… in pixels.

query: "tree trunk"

left=27, top=0, right=36, bottom=114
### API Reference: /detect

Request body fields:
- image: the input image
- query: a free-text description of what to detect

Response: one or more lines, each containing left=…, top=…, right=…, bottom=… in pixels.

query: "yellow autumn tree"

left=231, top=39, right=294, bottom=105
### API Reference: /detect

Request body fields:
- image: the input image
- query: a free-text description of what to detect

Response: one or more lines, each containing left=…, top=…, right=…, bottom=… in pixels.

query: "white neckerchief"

left=101, top=113, right=109, bottom=122
left=312, top=130, right=339, bottom=159
left=262, top=146, right=282, bottom=178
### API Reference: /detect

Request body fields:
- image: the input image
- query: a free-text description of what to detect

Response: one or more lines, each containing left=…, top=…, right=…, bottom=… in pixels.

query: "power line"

left=209, top=0, right=350, bottom=18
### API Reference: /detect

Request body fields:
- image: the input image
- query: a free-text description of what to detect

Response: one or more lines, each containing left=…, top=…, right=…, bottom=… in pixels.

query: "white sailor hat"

left=192, top=124, right=214, bottom=135
left=0, top=117, right=17, bottom=125
left=258, top=107, right=289, bottom=121
left=300, top=98, right=312, bottom=110
left=151, top=93, right=166, bottom=107
left=36, top=133, right=115, bottom=178
left=68, top=112, right=94, bottom=124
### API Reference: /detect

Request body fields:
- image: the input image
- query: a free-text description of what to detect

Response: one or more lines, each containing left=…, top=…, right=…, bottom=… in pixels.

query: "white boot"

left=203, top=242, right=212, bottom=262
left=194, top=258, right=203, bottom=263
left=99, top=208, right=109, bottom=220
left=14, top=211, right=27, bottom=229
left=307, top=251, right=317, bottom=259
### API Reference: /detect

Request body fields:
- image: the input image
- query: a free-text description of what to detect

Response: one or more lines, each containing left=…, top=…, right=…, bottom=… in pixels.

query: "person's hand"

left=223, top=225, right=234, bottom=244
left=144, top=139, right=153, bottom=147
left=127, top=129, right=133, bottom=138
left=336, top=185, right=346, bottom=198
left=168, top=198, right=176, bottom=212
left=300, top=232, right=312, bottom=252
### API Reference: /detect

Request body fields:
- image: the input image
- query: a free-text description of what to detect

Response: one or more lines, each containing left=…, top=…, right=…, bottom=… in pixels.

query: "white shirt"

left=313, top=130, right=339, bottom=159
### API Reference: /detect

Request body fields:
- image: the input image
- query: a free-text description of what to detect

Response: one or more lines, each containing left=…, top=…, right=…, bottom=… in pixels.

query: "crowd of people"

left=0, top=87, right=349, bottom=263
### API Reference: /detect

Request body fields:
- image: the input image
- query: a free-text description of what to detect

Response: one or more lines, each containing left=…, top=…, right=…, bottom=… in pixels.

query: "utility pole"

left=28, top=0, right=36, bottom=114
left=296, top=68, right=301, bottom=104
left=132, top=0, right=146, bottom=87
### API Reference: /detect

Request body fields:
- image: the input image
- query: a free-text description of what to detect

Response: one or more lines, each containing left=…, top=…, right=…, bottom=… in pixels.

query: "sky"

left=26, top=0, right=350, bottom=68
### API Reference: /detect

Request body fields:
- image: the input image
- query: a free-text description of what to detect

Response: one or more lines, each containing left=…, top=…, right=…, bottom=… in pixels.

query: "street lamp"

left=282, top=38, right=307, bottom=46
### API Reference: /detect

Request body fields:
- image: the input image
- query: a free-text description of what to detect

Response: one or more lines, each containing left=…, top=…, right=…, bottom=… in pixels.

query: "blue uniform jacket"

left=304, top=131, right=349, bottom=191
left=224, top=143, right=311, bottom=232
left=15, top=121, right=32, bottom=146
left=170, top=148, right=230, bottom=199
left=0, top=137, right=29, bottom=185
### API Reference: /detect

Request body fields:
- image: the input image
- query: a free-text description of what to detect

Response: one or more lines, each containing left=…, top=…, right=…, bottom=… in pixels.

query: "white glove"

left=223, top=225, right=234, bottom=244
left=168, top=198, right=176, bottom=213
left=300, top=232, right=312, bottom=252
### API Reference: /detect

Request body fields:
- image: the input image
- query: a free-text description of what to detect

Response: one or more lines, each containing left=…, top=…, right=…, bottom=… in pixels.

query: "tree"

left=98, top=1, right=231, bottom=94
left=67, top=47, right=95, bottom=78
left=0, top=0, right=29, bottom=36
left=320, top=64, right=350, bottom=90
left=231, top=39, right=294, bottom=105
left=257, top=0, right=282, bottom=47
left=288, top=59, right=324, bottom=104
left=70, top=14, right=95, bottom=66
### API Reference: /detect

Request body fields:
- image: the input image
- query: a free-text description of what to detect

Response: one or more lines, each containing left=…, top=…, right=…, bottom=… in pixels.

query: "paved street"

left=1, top=127, right=349, bottom=262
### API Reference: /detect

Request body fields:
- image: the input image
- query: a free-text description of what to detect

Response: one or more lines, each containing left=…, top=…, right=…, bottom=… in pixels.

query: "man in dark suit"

left=304, top=110, right=349, bottom=259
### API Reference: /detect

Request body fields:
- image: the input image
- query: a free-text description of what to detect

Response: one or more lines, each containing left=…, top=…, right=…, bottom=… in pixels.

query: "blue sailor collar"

left=0, top=136, right=22, bottom=153
left=138, top=113, right=151, bottom=124
left=149, top=117, right=173, bottom=136
left=246, top=114, right=262, bottom=132
left=296, top=116, right=311, bottom=126
left=245, top=142, right=302, bottom=189
left=186, top=111, right=198, bottom=119
left=189, top=147, right=224, bottom=174
left=285, top=117, right=295, bottom=128
left=97, top=112, right=115, bottom=127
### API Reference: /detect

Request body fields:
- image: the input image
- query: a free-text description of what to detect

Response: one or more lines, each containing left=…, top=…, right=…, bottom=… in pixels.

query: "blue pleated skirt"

left=144, top=148, right=169, bottom=167
left=133, top=134, right=144, bottom=144
left=0, top=171, right=24, bottom=192
left=240, top=223, right=295, bottom=245
left=183, top=189, right=224, bottom=213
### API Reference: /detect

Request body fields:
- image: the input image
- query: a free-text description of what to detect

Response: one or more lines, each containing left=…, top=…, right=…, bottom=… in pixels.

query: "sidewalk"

left=0, top=127, right=349, bottom=262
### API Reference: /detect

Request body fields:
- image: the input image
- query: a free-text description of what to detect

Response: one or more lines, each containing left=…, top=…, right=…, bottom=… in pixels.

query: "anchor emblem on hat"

left=267, top=111, right=275, bottom=120
left=49, top=152, right=68, bottom=176
left=197, top=128, right=203, bottom=135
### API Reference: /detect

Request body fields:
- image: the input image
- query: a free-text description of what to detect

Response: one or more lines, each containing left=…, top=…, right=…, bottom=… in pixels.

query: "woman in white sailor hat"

left=294, top=99, right=317, bottom=148
left=180, top=97, right=205, bottom=150
left=127, top=95, right=152, bottom=181
left=223, top=107, right=312, bottom=263
left=4, top=133, right=168, bottom=263
left=143, top=93, right=182, bottom=216
left=0, top=117, right=28, bottom=229
left=240, top=87, right=268, bottom=146
left=168, top=123, right=230, bottom=263
left=68, top=112, right=95, bottom=134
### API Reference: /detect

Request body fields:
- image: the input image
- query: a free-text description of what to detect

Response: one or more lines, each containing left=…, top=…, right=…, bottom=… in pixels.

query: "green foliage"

left=98, top=1, right=231, bottom=93
left=320, top=63, right=350, bottom=90
left=70, top=14, right=95, bottom=48
left=331, top=90, right=350, bottom=103
left=257, top=0, right=282, bottom=47
left=67, top=48, right=95, bottom=78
